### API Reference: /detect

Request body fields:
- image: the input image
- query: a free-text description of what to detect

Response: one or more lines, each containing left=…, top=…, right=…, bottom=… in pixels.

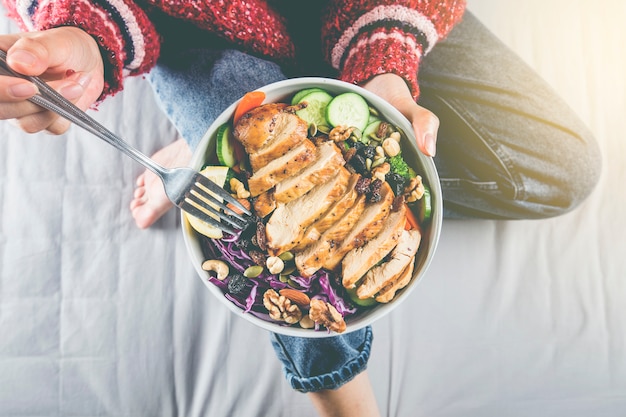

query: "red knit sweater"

left=2, top=0, right=465, bottom=100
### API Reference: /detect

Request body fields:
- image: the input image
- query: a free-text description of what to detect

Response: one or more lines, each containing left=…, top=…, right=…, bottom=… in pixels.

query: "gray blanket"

left=1, top=1, right=625, bottom=415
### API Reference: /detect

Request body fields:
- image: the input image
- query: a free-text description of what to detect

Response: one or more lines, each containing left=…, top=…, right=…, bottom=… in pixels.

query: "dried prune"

left=227, top=273, right=248, bottom=294
left=249, top=250, right=267, bottom=266
left=387, top=172, right=407, bottom=197
left=255, top=218, right=268, bottom=251
left=350, top=154, right=367, bottom=173
left=368, top=179, right=383, bottom=203
left=358, top=145, right=376, bottom=160
left=355, top=176, right=372, bottom=195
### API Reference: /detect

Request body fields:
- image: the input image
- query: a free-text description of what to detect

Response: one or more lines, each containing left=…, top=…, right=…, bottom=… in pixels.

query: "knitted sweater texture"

left=2, top=0, right=465, bottom=100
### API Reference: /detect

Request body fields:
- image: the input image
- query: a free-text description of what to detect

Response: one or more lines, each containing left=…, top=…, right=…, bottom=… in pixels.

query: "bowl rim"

left=181, top=77, right=443, bottom=337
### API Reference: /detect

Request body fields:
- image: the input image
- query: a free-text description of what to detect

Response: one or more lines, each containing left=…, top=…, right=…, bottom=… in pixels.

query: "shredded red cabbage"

left=200, top=236, right=362, bottom=330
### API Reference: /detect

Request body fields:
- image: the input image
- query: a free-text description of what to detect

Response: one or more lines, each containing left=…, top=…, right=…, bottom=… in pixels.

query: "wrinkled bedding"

left=1, top=1, right=625, bottom=416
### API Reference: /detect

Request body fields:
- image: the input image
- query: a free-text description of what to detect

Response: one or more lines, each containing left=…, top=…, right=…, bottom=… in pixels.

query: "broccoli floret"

left=388, top=153, right=416, bottom=180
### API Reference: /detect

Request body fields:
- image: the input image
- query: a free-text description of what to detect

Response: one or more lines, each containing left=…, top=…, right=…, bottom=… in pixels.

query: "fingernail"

left=76, top=73, right=92, bottom=88
left=10, top=49, right=37, bottom=67
left=9, top=82, right=37, bottom=98
left=59, top=82, right=84, bottom=100
left=425, top=133, right=436, bottom=157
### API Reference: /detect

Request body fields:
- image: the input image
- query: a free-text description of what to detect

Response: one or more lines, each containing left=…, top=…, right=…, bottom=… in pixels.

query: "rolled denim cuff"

left=269, top=326, right=373, bottom=393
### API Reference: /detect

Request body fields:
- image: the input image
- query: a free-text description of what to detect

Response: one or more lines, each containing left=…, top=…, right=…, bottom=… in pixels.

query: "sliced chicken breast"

left=341, top=203, right=407, bottom=288
left=252, top=190, right=277, bottom=218
left=272, top=140, right=345, bottom=205
left=265, top=167, right=351, bottom=256
left=234, top=103, right=285, bottom=152
left=356, top=229, right=421, bottom=299
left=295, top=194, right=367, bottom=277
left=322, top=181, right=395, bottom=271
left=295, top=172, right=360, bottom=251
left=249, top=117, right=308, bottom=171
left=247, top=139, right=317, bottom=197
left=375, top=259, right=415, bottom=303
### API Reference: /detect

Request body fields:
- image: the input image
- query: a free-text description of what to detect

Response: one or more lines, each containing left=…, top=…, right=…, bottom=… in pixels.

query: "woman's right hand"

left=0, top=26, right=105, bottom=134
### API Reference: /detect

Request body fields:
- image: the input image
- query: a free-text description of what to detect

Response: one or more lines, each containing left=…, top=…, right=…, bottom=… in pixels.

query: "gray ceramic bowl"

left=182, top=77, right=442, bottom=337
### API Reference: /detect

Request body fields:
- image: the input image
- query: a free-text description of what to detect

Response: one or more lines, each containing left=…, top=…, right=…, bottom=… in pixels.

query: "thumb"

left=413, top=107, right=439, bottom=157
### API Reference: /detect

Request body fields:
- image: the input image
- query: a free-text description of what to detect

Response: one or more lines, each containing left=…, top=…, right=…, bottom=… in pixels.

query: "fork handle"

left=0, top=50, right=166, bottom=178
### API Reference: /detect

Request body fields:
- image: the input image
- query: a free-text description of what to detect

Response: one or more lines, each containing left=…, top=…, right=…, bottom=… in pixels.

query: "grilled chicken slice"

left=236, top=104, right=309, bottom=171
left=341, top=203, right=407, bottom=288
left=322, top=181, right=395, bottom=271
left=233, top=103, right=285, bottom=152
left=295, top=194, right=367, bottom=277
left=233, top=103, right=307, bottom=159
left=252, top=190, right=277, bottom=218
left=247, top=139, right=317, bottom=197
left=356, top=229, right=421, bottom=299
left=265, top=167, right=351, bottom=256
left=272, top=140, right=345, bottom=204
left=295, top=172, right=360, bottom=251
left=375, top=260, right=414, bottom=303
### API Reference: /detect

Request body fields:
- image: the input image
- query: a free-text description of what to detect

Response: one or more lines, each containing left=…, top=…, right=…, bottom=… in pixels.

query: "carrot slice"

left=404, top=203, right=419, bottom=230
left=233, top=91, right=266, bottom=125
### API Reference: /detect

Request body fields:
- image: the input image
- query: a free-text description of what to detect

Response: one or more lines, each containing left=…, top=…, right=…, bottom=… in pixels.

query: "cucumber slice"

left=295, top=90, right=334, bottom=127
left=419, top=187, right=432, bottom=222
left=368, top=114, right=381, bottom=125
left=363, top=120, right=383, bottom=142
left=291, top=87, right=325, bottom=105
left=325, top=92, right=370, bottom=132
left=216, top=123, right=237, bottom=168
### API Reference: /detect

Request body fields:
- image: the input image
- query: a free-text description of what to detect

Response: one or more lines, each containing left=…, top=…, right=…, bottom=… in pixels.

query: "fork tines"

left=182, top=173, right=253, bottom=236
left=193, top=173, right=251, bottom=216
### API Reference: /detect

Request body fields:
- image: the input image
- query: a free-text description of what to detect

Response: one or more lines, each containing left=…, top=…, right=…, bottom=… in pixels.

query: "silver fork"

left=0, top=50, right=252, bottom=236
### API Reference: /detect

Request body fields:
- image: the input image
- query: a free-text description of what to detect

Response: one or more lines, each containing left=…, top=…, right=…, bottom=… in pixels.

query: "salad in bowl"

left=182, top=78, right=442, bottom=337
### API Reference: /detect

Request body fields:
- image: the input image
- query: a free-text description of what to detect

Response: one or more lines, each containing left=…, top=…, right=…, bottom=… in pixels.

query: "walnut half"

left=309, top=299, right=347, bottom=333
left=263, top=289, right=302, bottom=324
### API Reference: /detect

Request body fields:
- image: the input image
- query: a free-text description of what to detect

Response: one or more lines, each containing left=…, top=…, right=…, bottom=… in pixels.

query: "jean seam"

left=436, top=94, right=527, bottom=201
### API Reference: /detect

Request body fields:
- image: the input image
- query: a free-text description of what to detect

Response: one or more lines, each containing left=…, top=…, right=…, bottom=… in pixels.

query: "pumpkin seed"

left=371, top=157, right=386, bottom=169
left=317, top=124, right=331, bottom=134
left=243, top=265, right=264, bottom=278
left=281, top=265, right=296, bottom=275
left=287, top=278, right=301, bottom=289
left=278, top=251, right=294, bottom=261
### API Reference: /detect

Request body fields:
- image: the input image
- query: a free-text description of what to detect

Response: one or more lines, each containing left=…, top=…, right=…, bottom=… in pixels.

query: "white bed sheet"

left=1, top=1, right=625, bottom=416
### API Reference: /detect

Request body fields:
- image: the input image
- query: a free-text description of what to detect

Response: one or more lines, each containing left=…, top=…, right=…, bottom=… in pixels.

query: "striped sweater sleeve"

left=322, top=0, right=466, bottom=100
left=1, top=0, right=160, bottom=98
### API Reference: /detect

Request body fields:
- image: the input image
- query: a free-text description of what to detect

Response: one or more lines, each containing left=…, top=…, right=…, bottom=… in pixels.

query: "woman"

left=0, top=1, right=600, bottom=416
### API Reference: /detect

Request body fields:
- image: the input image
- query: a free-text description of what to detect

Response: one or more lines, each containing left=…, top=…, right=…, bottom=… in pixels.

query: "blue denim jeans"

left=147, top=12, right=601, bottom=392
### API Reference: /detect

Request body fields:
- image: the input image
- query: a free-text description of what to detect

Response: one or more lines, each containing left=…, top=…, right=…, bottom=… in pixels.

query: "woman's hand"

left=0, top=26, right=105, bottom=134
left=361, top=73, right=439, bottom=157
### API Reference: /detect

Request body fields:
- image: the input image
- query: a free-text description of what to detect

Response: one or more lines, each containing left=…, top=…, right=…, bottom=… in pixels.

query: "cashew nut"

left=230, top=178, right=250, bottom=199
left=202, top=259, right=229, bottom=280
